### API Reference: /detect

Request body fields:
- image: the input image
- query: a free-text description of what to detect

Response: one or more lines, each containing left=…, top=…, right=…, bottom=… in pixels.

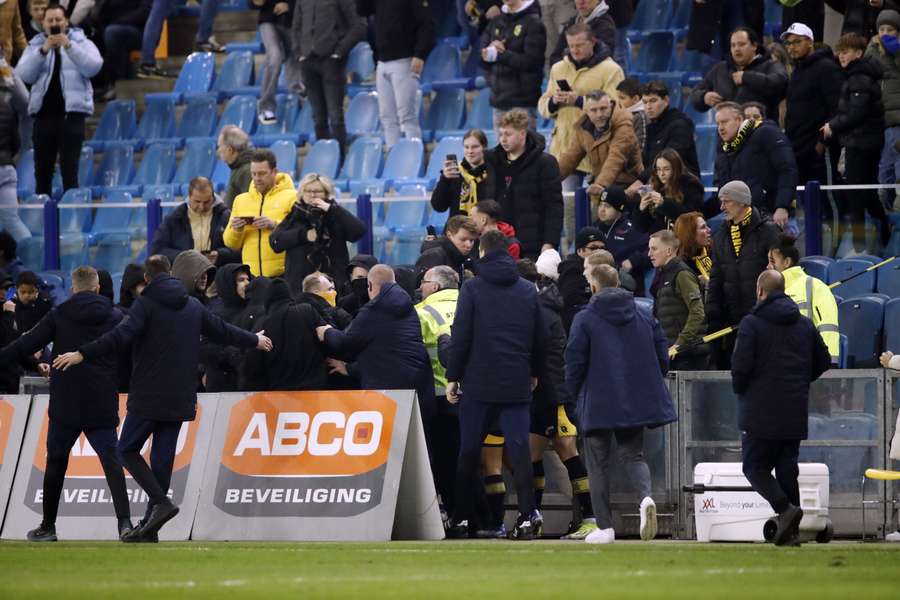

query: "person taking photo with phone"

left=633, top=148, right=704, bottom=235
left=431, top=128, right=498, bottom=217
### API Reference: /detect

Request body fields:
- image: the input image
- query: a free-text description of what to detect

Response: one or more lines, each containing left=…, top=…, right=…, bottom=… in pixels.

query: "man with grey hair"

left=217, top=125, right=253, bottom=209
left=0, top=265, right=132, bottom=542
left=706, top=179, right=781, bottom=368
left=317, top=264, right=434, bottom=412
left=415, top=264, right=460, bottom=520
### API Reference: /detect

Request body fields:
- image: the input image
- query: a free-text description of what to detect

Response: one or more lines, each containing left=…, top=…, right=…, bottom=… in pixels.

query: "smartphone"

left=50, top=25, right=61, bottom=35
left=4, top=287, right=14, bottom=302
left=446, top=153, right=458, bottom=164
left=556, top=79, right=572, bottom=92
left=638, top=185, right=652, bottom=195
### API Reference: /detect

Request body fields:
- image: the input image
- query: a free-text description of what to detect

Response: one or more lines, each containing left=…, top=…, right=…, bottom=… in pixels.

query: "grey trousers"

left=582, top=427, right=652, bottom=530
left=258, top=22, right=302, bottom=114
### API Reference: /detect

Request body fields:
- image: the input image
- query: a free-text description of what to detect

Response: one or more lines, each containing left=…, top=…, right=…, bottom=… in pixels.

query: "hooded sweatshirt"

left=171, top=249, right=216, bottom=303
left=199, top=263, right=252, bottom=393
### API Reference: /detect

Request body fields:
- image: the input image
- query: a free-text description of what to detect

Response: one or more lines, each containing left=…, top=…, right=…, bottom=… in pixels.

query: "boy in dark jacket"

left=0, top=266, right=131, bottom=542
left=414, top=214, right=478, bottom=286
left=592, top=186, right=649, bottom=292
left=13, top=269, right=52, bottom=335
left=731, top=270, right=831, bottom=547
left=636, top=80, right=700, bottom=180
left=200, top=263, right=252, bottom=393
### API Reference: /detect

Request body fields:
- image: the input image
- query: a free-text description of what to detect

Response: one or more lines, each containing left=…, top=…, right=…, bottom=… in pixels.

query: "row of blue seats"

left=838, top=294, right=900, bottom=368
left=800, top=255, right=900, bottom=299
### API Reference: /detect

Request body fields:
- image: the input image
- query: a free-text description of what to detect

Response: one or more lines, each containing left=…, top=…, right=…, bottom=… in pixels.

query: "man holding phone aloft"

left=14, top=2, right=101, bottom=196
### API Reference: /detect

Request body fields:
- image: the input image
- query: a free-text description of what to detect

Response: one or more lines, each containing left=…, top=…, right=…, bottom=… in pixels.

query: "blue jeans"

left=196, top=0, right=219, bottom=43
left=140, top=0, right=176, bottom=66
left=105, top=24, right=143, bottom=83
left=0, top=165, right=31, bottom=241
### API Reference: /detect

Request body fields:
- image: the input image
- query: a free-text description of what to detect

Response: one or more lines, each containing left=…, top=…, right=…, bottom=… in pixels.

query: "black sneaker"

left=773, top=505, right=803, bottom=546
left=508, top=514, right=534, bottom=541
left=27, top=522, right=57, bottom=542
left=445, top=519, right=469, bottom=539
left=121, top=518, right=159, bottom=544
left=141, top=501, right=179, bottom=537
left=195, top=38, right=226, bottom=53
left=137, top=64, right=172, bottom=79
left=118, top=518, right=134, bottom=540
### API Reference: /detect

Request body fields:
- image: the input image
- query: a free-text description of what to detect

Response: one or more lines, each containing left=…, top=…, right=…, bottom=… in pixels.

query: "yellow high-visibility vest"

left=783, top=266, right=840, bottom=362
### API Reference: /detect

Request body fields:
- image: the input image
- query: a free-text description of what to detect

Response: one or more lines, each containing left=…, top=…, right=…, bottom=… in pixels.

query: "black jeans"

left=429, top=408, right=460, bottom=516
left=33, top=112, right=85, bottom=196
left=117, top=414, right=182, bottom=521
left=741, top=433, right=801, bottom=514
left=300, top=55, right=348, bottom=154
left=842, top=145, right=889, bottom=248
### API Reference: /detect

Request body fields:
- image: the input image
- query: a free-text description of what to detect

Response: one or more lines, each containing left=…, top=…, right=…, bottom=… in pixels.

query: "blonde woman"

left=269, top=173, right=367, bottom=296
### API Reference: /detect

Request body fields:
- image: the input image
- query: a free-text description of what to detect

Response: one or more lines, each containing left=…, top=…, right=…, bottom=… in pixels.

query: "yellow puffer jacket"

left=223, top=172, right=295, bottom=277
left=538, top=52, right=624, bottom=173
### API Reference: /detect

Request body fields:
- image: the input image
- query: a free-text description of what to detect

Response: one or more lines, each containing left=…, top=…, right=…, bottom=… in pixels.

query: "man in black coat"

left=486, top=109, right=563, bottom=259
left=635, top=80, right=700, bottom=182
left=147, top=177, right=238, bottom=267
left=242, top=278, right=328, bottom=391
left=547, top=0, right=616, bottom=67
left=0, top=266, right=131, bottom=542
left=782, top=23, right=845, bottom=187
left=200, top=263, right=252, bottom=393
left=713, top=102, right=798, bottom=228
left=53, top=255, right=272, bottom=542
left=480, top=0, right=546, bottom=116
left=444, top=230, right=546, bottom=540
left=298, top=271, right=352, bottom=330
left=707, top=180, right=781, bottom=367
left=688, top=27, right=789, bottom=121
left=338, top=253, right=377, bottom=317
left=317, top=264, right=434, bottom=407
left=556, top=228, right=612, bottom=332
left=414, top=215, right=478, bottom=285
left=731, top=270, right=831, bottom=547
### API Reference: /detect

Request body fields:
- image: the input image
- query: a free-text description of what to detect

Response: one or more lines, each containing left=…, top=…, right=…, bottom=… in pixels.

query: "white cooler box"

left=692, top=462, right=832, bottom=542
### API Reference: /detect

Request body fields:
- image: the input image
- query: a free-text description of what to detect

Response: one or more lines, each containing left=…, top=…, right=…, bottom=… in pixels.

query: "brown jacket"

left=557, top=104, right=643, bottom=188
left=0, top=1, right=27, bottom=66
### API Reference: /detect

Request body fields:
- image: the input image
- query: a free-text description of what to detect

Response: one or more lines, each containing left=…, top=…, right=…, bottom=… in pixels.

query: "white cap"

left=535, top=248, right=562, bottom=281
left=780, top=23, right=814, bottom=41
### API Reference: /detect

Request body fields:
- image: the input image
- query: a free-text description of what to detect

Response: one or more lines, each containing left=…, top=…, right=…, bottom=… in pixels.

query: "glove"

left=557, top=405, right=577, bottom=437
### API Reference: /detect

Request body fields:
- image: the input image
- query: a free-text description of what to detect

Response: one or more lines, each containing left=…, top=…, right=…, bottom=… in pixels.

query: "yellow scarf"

left=722, top=119, right=761, bottom=154
left=693, top=247, right=712, bottom=280
left=458, top=163, right=487, bottom=215
left=729, top=209, right=753, bottom=257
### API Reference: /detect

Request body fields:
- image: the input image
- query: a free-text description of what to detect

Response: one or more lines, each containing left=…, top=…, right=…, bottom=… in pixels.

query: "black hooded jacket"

left=532, top=282, right=570, bottom=413
left=337, top=254, right=378, bottom=317
left=242, top=279, right=328, bottom=391
left=688, top=47, right=789, bottom=120
left=784, top=48, right=845, bottom=158
left=200, top=264, right=251, bottom=393
left=485, top=131, right=563, bottom=258
left=732, top=292, right=831, bottom=439
left=828, top=55, right=886, bottom=150
left=480, top=0, right=546, bottom=110
left=557, top=252, right=591, bottom=333
left=80, top=274, right=258, bottom=422
left=298, top=291, right=353, bottom=330
left=148, top=202, right=237, bottom=267
left=642, top=107, right=700, bottom=179
left=0, top=292, right=122, bottom=428
left=414, top=236, right=473, bottom=286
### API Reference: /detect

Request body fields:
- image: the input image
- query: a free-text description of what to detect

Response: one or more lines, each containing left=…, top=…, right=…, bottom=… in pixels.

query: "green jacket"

left=415, top=288, right=458, bottom=396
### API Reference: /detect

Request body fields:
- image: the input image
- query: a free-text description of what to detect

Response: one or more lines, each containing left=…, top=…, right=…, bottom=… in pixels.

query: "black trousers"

left=44, top=420, right=130, bottom=523
left=741, top=433, right=801, bottom=515
left=429, top=408, right=460, bottom=516
left=300, top=56, right=348, bottom=154
left=454, top=399, right=534, bottom=522
left=32, top=112, right=85, bottom=196
left=842, top=146, right=889, bottom=247
left=117, top=414, right=181, bottom=521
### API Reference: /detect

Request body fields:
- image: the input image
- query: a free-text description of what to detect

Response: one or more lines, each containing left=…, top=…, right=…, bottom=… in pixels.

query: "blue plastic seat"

left=207, top=51, right=255, bottom=102
left=127, top=97, right=176, bottom=149
left=92, top=232, right=133, bottom=274
left=410, top=136, right=464, bottom=190
left=300, top=139, right=341, bottom=179
left=829, top=258, right=876, bottom=299
left=253, top=94, right=303, bottom=146
left=19, top=194, right=47, bottom=236
left=694, top=125, right=718, bottom=176
left=146, top=52, right=215, bottom=104
left=48, top=146, right=94, bottom=199
left=627, top=0, right=673, bottom=41
left=380, top=138, right=425, bottom=191
left=387, top=186, right=430, bottom=265
left=345, top=92, right=381, bottom=138
left=884, top=298, right=900, bottom=353
left=435, top=87, right=492, bottom=140
left=421, top=43, right=472, bottom=92
left=800, top=255, right=834, bottom=283
left=676, top=49, right=716, bottom=86
left=877, top=261, right=900, bottom=297
left=423, top=89, right=466, bottom=143
left=115, top=142, right=177, bottom=197
left=142, top=184, right=177, bottom=221
left=669, top=0, right=693, bottom=36
left=211, top=159, right=231, bottom=192
left=85, top=100, right=136, bottom=151
left=347, top=42, right=375, bottom=95
left=215, top=95, right=258, bottom=138
left=633, top=31, right=675, bottom=74
left=838, top=295, right=886, bottom=367
left=226, top=30, right=263, bottom=54
left=172, top=96, right=219, bottom=146
left=764, top=0, right=783, bottom=38
left=90, top=190, right=140, bottom=243
left=335, top=137, right=383, bottom=191
left=349, top=180, right=384, bottom=198
left=824, top=413, right=877, bottom=491
left=18, top=237, right=44, bottom=271
left=683, top=101, right=715, bottom=126
left=849, top=254, right=882, bottom=266
left=271, top=140, right=298, bottom=179
left=295, top=100, right=316, bottom=144
left=172, top=138, right=217, bottom=194
left=59, top=188, right=93, bottom=233
left=59, top=232, right=89, bottom=273
left=16, top=149, right=35, bottom=198
left=90, top=143, right=135, bottom=198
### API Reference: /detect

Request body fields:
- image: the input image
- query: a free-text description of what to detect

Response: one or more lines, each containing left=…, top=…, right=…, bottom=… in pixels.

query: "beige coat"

left=0, top=1, right=27, bottom=66
left=556, top=105, right=643, bottom=188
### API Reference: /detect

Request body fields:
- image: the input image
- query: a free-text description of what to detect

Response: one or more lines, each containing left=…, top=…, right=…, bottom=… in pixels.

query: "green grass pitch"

left=1, top=541, right=899, bottom=599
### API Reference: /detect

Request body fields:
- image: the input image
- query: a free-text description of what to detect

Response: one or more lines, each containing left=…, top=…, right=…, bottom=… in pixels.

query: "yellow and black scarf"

left=722, top=119, right=761, bottom=154
left=458, top=162, right=488, bottom=215
left=693, top=247, right=712, bottom=280
left=730, top=209, right=753, bottom=256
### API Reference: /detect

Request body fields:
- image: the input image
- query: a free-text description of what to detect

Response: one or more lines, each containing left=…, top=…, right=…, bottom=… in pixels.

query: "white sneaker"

left=886, top=530, right=900, bottom=542
left=585, top=527, right=615, bottom=544
left=639, top=496, right=658, bottom=541
left=258, top=110, right=277, bottom=125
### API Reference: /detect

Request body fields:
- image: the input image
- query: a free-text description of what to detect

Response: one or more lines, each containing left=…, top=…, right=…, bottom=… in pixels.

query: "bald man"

left=731, top=270, right=831, bottom=547
left=317, top=264, right=434, bottom=414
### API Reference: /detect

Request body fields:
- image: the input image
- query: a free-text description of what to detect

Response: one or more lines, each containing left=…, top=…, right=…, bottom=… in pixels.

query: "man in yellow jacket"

left=414, top=265, right=460, bottom=521
left=537, top=21, right=624, bottom=180
left=768, top=235, right=840, bottom=364
left=223, top=149, right=295, bottom=277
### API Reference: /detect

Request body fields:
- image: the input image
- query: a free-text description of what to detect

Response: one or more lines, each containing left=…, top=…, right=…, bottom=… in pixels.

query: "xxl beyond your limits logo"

left=214, top=391, right=397, bottom=517
left=25, top=396, right=201, bottom=516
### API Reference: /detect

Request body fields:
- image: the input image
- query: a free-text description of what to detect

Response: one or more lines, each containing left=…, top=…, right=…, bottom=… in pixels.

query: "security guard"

left=414, top=265, right=460, bottom=524
left=767, top=235, right=839, bottom=364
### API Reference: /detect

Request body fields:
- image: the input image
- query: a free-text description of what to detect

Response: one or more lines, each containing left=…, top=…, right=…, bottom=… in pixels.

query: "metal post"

left=803, top=180, right=821, bottom=256
left=42, top=197, right=60, bottom=271
left=356, top=194, right=373, bottom=255
left=574, top=187, right=591, bottom=232
left=147, top=197, right=163, bottom=245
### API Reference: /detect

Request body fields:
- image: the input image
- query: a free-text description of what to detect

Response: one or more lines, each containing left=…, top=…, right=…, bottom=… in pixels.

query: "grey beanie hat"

left=718, top=180, right=752, bottom=205
left=877, top=9, right=900, bottom=31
